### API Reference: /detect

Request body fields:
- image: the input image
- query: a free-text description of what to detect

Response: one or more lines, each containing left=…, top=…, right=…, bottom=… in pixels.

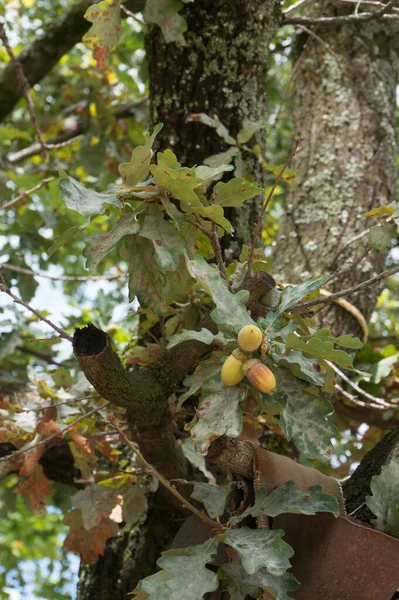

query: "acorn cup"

left=221, top=349, right=248, bottom=386
left=243, top=359, right=276, bottom=393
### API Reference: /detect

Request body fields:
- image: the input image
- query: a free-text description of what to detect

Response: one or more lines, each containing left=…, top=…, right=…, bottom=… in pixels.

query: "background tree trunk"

left=273, top=16, right=399, bottom=338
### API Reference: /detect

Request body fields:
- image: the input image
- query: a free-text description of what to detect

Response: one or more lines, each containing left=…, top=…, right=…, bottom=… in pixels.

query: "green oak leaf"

left=127, top=236, right=168, bottom=314
left=83, top=213, right=140, bottom=271
left=219, top=560, right=260, bottom=600
left=71, top=484, right=115, bottom=531
left=178, top=360, right=222, bottom=408
left=138, top=209, right=185, bottom=271
left=271, top=344, right=325, bottom=387
left=58, top=173, right=120, bottom=216
left=333, top=334, right=364, bottom=349
left=83, top=0, right=122, bottom=70
left=369, top=353, right=399, bottom=384
left=369, top=223, right=395, bottom=251
left=120, top=483, right=148, bottom=525
left=223, top=527, right=293, bottom=576
left=236, top=118, right=266, bottom=144
left=387, top=499, right=399, bottom=537
left=246, top=567, right=300, bottom=600
left=160, top=196, right=185, bottom=229
left=150, top=150, right=203, bottom=207
left=195, top=205, right=233, bottom=233
left=167, top=327, right=234, bottom=350
left=190, top=375, right=246, bottom=447
left=265, top=366, right=337, bottom=458
left=118, top=124, right=163, bottom=187
left=276, top=278, right=326, bottom=314
left=286, top=332, right=355, bottom=370
left=191, top=113, right=236, bottom=145
left=191, top=482, right=231, bottom=519
left=366, top=460, right=399, bottom=534
left=138, top=538, right=219, bottom=599
left=204, top=146, right=240, bottom=168
left=194, top=163, right=233, bottom=182
left=144, top=0, right=187, bottom=45
left=211, top=177, right=262, bottom=207
left=258, top=314, right=296, bottom=342
left=231, top=481, right=339, bottom=525
left=181, top=438, right=216, bottom=484
left=364, top=204, right=395, bottom=218
left=185, top=253, right=254, bottom=335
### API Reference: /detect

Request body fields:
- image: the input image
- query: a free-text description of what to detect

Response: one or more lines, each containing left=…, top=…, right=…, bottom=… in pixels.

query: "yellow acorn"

left=243, top=359, right=276, bottom=393
left=221, top=349, right=248, bottom=386
left=237, top=325, right=264, bottom=353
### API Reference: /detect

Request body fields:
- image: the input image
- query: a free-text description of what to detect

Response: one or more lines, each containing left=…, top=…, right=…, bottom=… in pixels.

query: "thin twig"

left=0, top=272, right=73, bottom=342
left=285, top=11, right=399, bottom=25
left=335, top=383, right=396, bottom=411
left=0, top=401, right=110, bottom=463
left=14, top=395, right=102, bottom=413
left=247, top=138, right=303, bottom=278
left=211, top=223, right=227, bottom=279
left=333, top=0, right=399, bottom=12
left=328, top=361, right=398, bottom=409
left=283, top=0, right=315, bottom=14
left=289, top=265, right=399, bottom=311
left=108, top=415, right=220, bottom=529
left=0, top=22, right=48, bottom=160
left=1, top=178, right=55, bottom=211
left=121, top=4, right=145, bottom=24
left=186, top=216, right=213, bottom=239
left=325, top=247, right=372, bottom=285
left=15, top=345, right=61, bottom=366
left=1, top=263, right=124, bottom=282
left=296, top=25, right=341, bottom=62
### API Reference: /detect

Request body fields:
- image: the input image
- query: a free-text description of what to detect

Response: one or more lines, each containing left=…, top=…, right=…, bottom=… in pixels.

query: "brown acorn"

left=243, top=359, right=276, bottom=393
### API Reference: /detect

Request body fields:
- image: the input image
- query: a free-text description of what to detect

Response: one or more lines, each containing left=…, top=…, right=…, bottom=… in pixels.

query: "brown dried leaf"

left=63, top=509, right=118, bottom=564
left=19, top=446, right=45, bottom=477
left=14, top=464, right=52, bottom=511
left=37, top=420, right=59, bottom=436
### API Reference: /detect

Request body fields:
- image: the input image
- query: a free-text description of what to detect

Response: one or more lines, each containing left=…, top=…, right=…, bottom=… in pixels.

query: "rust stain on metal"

left=274, top=513, right=399, bottom=600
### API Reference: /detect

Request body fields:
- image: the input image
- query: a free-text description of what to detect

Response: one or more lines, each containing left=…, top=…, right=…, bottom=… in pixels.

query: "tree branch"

left=1, top=178, right=55, bottom=211
left=0, top=272, right=73, bottom=342
left=72, top=324, right=209, bottom=480
left=5, top=98, right=148, bottom=165
left=285, top=9, right=399, bottom=25
left=1, top=262, right=124, bottom=282
left=289, top=265, right=399, bottom=312
left=0, top=0, right=145, bottom=123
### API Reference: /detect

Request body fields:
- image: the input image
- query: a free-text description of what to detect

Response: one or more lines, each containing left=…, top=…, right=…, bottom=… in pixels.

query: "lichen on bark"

left=145, top=0, right=281, bottom=255
left=273, top=16, right=399, bottom=337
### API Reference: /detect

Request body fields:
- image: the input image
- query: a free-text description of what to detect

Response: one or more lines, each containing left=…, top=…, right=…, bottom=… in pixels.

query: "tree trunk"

left=145, top=0, right=281, bottom=255
left=77, top=3, right=281, bottom=598
left=273, top=16, right=399, bottom=337
left=77, top=504, right=179, bottom=600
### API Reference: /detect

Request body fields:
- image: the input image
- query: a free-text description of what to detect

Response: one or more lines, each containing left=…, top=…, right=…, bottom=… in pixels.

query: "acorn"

left=243, top=359, right=276, bottom=393
left=237, top=325, right=263, bottom=353
left=221, top=349, right=248, bottom=386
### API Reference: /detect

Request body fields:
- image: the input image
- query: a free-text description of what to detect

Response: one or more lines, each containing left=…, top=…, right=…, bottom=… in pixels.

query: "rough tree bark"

left=145, top=0, right=281, bottom=256
left=273, top=14, right=399, bottom=338
left=77, top=3, right=282, bottom=597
